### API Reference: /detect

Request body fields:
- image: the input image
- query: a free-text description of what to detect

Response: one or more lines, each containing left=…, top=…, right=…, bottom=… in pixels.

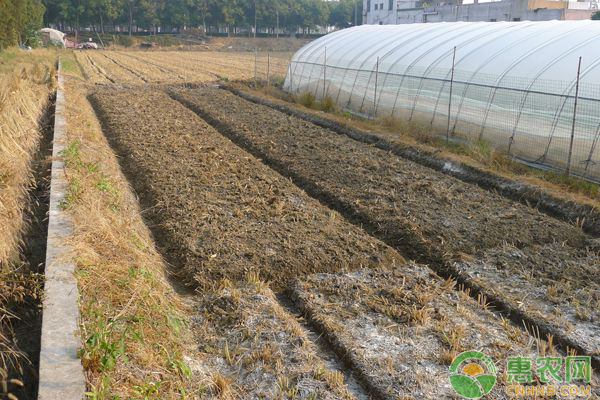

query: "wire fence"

left=250, top=50, right=293, bottom=87
left=284, top=58, right=600, bottom=182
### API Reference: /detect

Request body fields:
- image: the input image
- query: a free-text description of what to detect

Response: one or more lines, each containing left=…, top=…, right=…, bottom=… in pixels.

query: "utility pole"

left=254, top=0, right=257, bottom=39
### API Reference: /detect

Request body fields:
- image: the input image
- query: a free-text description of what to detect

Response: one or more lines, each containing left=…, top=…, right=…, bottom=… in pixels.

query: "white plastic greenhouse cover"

left=284, top=21, right=600, bottom=180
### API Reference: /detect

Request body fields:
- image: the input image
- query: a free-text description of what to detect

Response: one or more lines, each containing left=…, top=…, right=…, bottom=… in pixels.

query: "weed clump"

left=298, top=91, right=316, bottom=108
left=319, top=95, right=336, bottom=112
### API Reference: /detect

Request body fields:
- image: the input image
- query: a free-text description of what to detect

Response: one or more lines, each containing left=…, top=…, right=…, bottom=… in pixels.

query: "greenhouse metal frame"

left=284, top=21, right=600, bottom=180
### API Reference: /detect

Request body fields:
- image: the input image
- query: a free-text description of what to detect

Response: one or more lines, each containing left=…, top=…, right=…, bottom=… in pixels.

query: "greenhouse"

left=284, top=21, right=600, bottom=180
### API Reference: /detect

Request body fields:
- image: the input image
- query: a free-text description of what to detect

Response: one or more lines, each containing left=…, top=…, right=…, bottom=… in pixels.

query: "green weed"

left=298, top=92, right=315, bottom=108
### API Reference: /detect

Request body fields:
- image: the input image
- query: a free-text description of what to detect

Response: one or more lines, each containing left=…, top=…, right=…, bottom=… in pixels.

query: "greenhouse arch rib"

left=292, top=27, right=358, bottom=92
left=543, top=55, right=600, bottom=163
left=445, top=22, right=540, bottom=131
left=426, top=22, right=535, bottom=125
left=385, top=23, right=478, bottom=116
left=509, top=33, right=600, bottom=154
left=405, top=23, right=506, bottom=121
left=477, top=22, right=588, bottom=141
left=331, top=26, right=429, bottom=104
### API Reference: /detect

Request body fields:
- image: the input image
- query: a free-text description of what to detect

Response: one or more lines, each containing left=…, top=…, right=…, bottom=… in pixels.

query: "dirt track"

left=170, top=87, right=600, bottom=361
left=90, top=88, right=401, bottom=290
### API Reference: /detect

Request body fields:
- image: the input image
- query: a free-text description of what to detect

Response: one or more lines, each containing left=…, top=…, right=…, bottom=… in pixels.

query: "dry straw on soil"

left=193, top=275, right=355, bottom=399
left=0, top=53, right=55, bottom=396
left=292, top=267, right=600, bottom=399
left=75, top=81, right=393, bottom=396
left=90, top=87, right=400, bottom=291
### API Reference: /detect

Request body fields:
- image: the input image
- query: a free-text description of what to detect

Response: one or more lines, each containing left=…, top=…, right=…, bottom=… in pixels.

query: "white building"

left=363, top=0, right=597, bottom=24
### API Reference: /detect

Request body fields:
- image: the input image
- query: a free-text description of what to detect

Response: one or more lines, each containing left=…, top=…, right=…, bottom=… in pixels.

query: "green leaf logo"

left=449, top=350, right=497, bottom=399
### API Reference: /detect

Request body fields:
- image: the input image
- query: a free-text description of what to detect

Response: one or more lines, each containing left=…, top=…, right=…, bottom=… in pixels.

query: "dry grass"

left=0, top=59, right=55, bottom=265
left=77, top=50, right=291, bottom=85
left=0, top=49, right=55, bottom=396
left=59, top=62, right=197, bottom=398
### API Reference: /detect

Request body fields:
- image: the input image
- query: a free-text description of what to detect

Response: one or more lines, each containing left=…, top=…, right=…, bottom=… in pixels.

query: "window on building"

left=512, top=17, right=521, bottom=21
left=389, top=0, right=393, bottom=9
left=490, top=18, right=497, bottom=21
left=367, top=0, right=371, bottom=11
left=381, top=3, right=384, bottom=9
left=374, top=3, right=378, bottom=10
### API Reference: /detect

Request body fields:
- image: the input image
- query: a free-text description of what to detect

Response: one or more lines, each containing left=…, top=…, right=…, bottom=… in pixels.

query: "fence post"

left=254, top=48, right=258, bottom=88
left=566, top=56, right=582, bottom=176
left=323, top=46, right=327, bottom=100
left=374, top=56, right=379, bottom=118
left=289, top=62, right=294, bottom=93
left=446, top=46, right=456, bottom=144
left=267, top=52, right=270, bottom=88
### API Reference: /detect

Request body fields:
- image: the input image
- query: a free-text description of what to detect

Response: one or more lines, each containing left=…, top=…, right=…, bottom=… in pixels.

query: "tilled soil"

left=90, top=88, right=401, bottom=290
left=292, top=267, right=600, bottom=399
left=192, top=279, right=354, bottom=400
left=455, top=243, right=600, bottom=356
left=86, top=53, right=143, bottom=83
left=192, top=278, right=356, bottom=399
left=170, top=87, right=600, bottom=361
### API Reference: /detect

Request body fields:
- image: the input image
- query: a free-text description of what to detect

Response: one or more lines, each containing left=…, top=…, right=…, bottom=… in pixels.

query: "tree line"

left=0, top=0, right=45, bottom=49
left=43, top=0, right=363, bottom=36
left=0, top=0, right=362, bottom=49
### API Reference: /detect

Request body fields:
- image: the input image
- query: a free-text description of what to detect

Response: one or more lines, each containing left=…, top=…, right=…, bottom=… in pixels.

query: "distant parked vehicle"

left=77, top=38, right=99, bottom=49
left=77, top=42, right=99, bottom=49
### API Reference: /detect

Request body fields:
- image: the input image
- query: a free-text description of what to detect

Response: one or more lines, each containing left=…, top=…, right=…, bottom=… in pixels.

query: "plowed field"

left=170, top=87, right=600, bottom=366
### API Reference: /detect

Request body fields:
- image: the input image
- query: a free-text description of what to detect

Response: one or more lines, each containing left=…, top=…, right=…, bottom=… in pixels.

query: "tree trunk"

left=100, top=14, right=105, bottom=35
left=128, top=2, right=133, bottom=36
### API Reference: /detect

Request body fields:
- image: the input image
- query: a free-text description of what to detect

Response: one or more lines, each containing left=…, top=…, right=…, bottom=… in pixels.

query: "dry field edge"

left=224, top=86, right=600, bottom=238
left=168, top=88, right=600, bottom=371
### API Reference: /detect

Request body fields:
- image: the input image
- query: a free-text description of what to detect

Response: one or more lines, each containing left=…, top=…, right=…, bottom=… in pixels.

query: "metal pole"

left=254, top=48, right=258, bottom=88
left=566, top=56, right=582, bottom=176
left=374, top=56, right=379, bottom=118
left=267, top=52, right=270, bottom=88
left=446, top=46, right=457, bottom=144
left=289, top=62, right=294, bottom=93
left=323, top=47, right=327, bottom=99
